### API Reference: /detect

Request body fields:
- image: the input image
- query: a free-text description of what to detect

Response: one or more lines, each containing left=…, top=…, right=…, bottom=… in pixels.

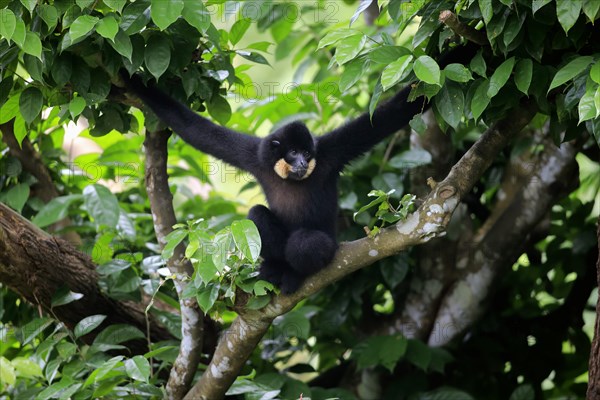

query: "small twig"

left=439, top=10, right=488, bottom=45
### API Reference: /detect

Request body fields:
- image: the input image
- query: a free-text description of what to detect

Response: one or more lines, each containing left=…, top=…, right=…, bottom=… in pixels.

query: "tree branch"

left=439, top=10, right=488, bottom=45
left=0, top=202, right=172, bottom=352
left=429, top=135, right=580, bottom=346
left=184, top=102, right=538, bottom=399
left=143, top=130, right=205, bottom=400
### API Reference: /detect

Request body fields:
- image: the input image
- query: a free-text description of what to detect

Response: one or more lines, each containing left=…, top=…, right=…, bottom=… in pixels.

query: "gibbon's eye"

left=303, top=151, right=311, bottom=159
left=290, top=150, right=297, bottom=156
left=271, top=140, right=280, bottom=147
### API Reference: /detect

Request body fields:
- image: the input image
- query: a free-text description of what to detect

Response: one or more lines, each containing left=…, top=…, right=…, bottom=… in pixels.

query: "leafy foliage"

left=0, top=0, right=598, bottom=399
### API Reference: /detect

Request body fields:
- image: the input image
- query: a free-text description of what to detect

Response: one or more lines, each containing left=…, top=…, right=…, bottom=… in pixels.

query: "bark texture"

left=0, top=203, right=172, bottom=353
left=588, top=215, right=600, bottom=400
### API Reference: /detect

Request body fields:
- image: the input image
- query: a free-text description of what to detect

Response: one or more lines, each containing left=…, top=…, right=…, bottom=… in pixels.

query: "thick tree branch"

left=0, top=203, right=172, bottom=352
left=184, top=102, right=538, bottom=399
left=143, top=130, right=204, bottom=400
left=439, top=10, right=488, bottom=45
left=429, top=136, right=579, bottom=346
left=588, top=214, right=600, bottom=399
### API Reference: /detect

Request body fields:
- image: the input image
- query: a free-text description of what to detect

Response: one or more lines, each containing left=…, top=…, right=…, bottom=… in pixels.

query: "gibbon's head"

left=262, top=121, right=316, bottom=181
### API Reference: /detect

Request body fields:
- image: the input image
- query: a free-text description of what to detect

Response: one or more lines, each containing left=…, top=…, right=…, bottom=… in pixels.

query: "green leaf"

left=471, top=80, right=491, bottom=120
left=19, top=0, right=36, bottom=14
left=13, top=114, right=27, bottom=147
left=231, top=219, right=261, bottom=262
left=237, top=51, right=270, bottom=65
left=32, top=194, right=83, bottom=228
left=389, top=149, right=432, bottom=169
left=548, top=56, right=594, bottom=91
left=83, top=184, right=120, bottom=228
left=368, top=46, right=411, bottom=64
left=12, top=20, right=26, bottom=48
left=11, top=358, right=43, bottom=379
left=19, top=87, right=43, bottom=124
left=591, top=62, right=600, bottom=84
left=144, top=35, right=171, bottom=79
left=405, top=339, right=432, bottom=370
left=369, top=78, right=383, bottom=119
left=69, top=97, right=87, bottom=119
left=583, top=0, right=600, bottom=22
left=0, top=93, right=20, bottom=124
left=5, top=184, right=29, bottom=213
left=109, top=29, right=133, bottom=61
left=104, top=0, right=127, bottom=13
left=434, top=82, right=464, bottom=129
left=414, top=55, right=441, bottom=85
left=84, top=356, right=124, bottom=387
left=317, top=29, right=358, bottom=49
left=197, top=284, right=219, bottom=313
left=195, top=255, right=218, bottom=284
left=335, top=34, right=367, bottom=65
left=230, top=18, right=251, bottom=46
left=479, top=0, right=493, bottom=25
left=470, top=50, right=487, bottom=77
left=121, top=1, right=152, bottom=35
left=74, top=315, right=107, bottom=338
left=96, top=16, right=119, bottom=41
left=124, top=356, right=150, bottom=383
left=151, top=0, right=184, bottom=30
left=207, top=94, right=232, bottom=124
left=77, top=0, right=94, bottom=9
left=353, top=335, right=407, bottom=372
left=381, top=55, right=413, bottom=91
left=22, top=32, right=42, bottom=61
left=275, top=311, right=311, bottom=340
left=38, top=5, right=58, bottom=30
left=70, top=15, right=99, bottom=42
left=579, top=86, right=597, bottom=123
left=162, top=229, right=187, bottom=260
left=532, top=0, right=552, bottom=14
left=94, top=325, right=145, bottom=346
left=246, top=295, right=271, bottom=310
left=595, top=86, right=600, bottom=117
left=509, top=384, right=534, bottom=400
left=503, top=13, right=526, bottom=48
left=182, top=0, right=210, bottom=33
left=0, top=9, right=16, bottom=41
left=0, top=357, right=16, bottom=386
left=21, top=318, right=53, bottom=345
left=340, top=59, right=367, bottom=92
left=51, top=288, right=84, bottom=307
left=444, top=63, right=473, bottom=83
left=556, top=0, right=582, bottom=34
left=487, top=57, right=515, bottom=98
left=514, top=59, right=533, bottom=95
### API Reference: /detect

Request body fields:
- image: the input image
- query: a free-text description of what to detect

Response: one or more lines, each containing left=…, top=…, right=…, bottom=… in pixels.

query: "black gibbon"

left=125, top=43, right=475, bottom=294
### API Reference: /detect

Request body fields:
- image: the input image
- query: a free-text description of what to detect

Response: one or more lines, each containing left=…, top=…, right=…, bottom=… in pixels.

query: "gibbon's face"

left=269, top=122, right=316, bottom=181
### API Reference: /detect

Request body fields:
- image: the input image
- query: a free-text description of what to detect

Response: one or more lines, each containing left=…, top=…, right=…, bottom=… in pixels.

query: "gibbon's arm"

left=125, top=75, right=261, bottom=173
left=318, top=43, right=478, bottom=171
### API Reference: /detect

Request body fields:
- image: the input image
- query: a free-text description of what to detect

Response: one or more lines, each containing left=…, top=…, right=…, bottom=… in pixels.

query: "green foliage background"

left=0, top=0, right=599, bottom=399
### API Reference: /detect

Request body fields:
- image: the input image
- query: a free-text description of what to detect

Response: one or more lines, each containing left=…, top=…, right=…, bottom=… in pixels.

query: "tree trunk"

left=587, top=216, right=600, bottom=399
left=0, top=203, right=172, bottom=353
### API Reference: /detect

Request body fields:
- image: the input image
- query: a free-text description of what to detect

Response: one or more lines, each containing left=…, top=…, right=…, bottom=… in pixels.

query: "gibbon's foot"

left=258, top=259, right=284, bottom=287
left=280, top=269, right=306, bottom=295
left=285, top=229, right=337, bottom=275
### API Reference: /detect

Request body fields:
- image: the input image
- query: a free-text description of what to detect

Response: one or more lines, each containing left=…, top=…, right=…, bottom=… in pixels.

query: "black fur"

left=124, top=44, right=476, bottom=294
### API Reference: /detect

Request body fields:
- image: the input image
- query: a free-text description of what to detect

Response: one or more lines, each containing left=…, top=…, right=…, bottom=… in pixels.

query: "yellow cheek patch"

left=301, top=159, right=317, bottom=180
left=274, top=159, right=292, bottom=179
left=273, top=158, right=317, bottom=180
